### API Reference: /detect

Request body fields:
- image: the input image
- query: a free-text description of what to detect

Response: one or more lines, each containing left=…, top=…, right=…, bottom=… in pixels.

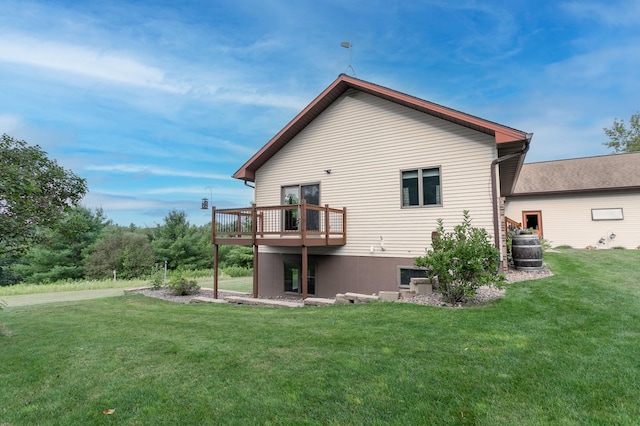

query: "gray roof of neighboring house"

left=512, top=152, right=640, bottom=195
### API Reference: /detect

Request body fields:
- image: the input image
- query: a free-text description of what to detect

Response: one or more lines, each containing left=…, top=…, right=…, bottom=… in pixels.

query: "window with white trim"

left=401, top=167, right=442, bottom=207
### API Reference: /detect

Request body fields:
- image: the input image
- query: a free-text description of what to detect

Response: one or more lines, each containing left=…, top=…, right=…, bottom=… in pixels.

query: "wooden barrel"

left=512, top=234, right=543, bottom=271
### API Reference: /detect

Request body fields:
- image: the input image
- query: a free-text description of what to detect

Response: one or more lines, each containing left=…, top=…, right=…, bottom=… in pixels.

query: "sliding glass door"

left=281, top=184, right=320, bottom=231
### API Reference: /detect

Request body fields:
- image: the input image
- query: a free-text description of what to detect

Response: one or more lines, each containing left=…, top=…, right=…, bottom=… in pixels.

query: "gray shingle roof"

left=513, top=152, right=640, bottom=195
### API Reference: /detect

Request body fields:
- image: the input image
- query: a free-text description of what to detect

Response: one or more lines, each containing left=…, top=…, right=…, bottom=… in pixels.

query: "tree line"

left=0, top=205, right=252, bottom=286
left=0, top=134, right=250, bottom=286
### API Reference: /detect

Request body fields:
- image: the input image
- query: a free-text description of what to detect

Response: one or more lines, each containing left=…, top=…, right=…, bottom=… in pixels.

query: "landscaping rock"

left=378, top=291, right=399, bottom=301
left=335, top=293, right=350, bottom=304
left=304, top=297, right=336, bottom=306
left=191, top=297, right=228, bottom=304
left=224, top=296, right=303, bottom=308
left=344, top=292, right=379, bottom=303
left=399, top=289, right=415, bottom=299
left=409, top=278, right=432, bottom=295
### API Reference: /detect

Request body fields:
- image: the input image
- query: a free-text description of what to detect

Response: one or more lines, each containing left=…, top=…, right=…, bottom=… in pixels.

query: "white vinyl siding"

left=254, top=89, right=497, bottom=258
left=505, top=192, right=640, bottom=249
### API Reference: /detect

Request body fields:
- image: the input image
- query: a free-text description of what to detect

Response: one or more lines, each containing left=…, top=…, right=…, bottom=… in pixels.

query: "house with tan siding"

left=505, top=152, right=640, bottom=250
left=212, top=74, right=531, bottom=299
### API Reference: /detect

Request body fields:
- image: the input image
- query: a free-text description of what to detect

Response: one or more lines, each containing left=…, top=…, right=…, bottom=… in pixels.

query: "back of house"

left=226, top=75, right=531, bottom=298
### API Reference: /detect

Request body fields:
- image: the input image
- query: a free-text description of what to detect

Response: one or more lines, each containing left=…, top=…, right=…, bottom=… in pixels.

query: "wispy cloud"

left=212, top=88, right=307, bottom=109
left=562, top=1, right=640, bottom=26
left=545, top=45, right=640, bottom=91
left=83, top=192, right=173, bottom=210
left=0, top=113, right=22, bottom=133
left=84, top=164, right=232, bottom=180
left=0, top=35, right=188, bottom=93
left=144, top=186, right=252, bottom=196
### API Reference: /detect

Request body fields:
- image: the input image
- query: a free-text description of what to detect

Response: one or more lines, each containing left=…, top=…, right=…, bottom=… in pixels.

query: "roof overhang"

left=234, top=74, right=530, bottom=183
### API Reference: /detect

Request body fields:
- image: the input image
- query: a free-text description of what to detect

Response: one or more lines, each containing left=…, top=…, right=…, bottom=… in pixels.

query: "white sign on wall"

left=591, top=208, right=624, bottom=221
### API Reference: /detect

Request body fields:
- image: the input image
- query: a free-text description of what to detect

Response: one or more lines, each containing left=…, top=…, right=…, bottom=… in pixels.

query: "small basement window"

left=398, top=267, right=428, bottom=288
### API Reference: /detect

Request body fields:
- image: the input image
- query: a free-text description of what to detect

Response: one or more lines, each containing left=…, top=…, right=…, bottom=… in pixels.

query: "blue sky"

left=1, top=1, right=638, bottom=227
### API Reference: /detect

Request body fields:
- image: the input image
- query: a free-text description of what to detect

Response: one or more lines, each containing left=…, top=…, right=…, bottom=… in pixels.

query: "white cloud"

left=0, top=33, right=309, bottom=110
left=0, top=34, right=187, bottom=93
left=84, top=164, right=232, bottom=180
left=217, top=90, right=307, bottom=109
left=82, top=192, right=170, bottom=210
left=562, top=1, right=640, bottom=26
left=545, top=45, right=640, bottom=90
left=144, top=186, right=252, bottom=196
left=0, top=113, right=23, bottom=133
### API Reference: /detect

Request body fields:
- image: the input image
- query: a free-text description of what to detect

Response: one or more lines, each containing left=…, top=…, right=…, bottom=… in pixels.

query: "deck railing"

left=505, top=216, right=522, bottom=231
left=212, top=200, right=346, bottom=246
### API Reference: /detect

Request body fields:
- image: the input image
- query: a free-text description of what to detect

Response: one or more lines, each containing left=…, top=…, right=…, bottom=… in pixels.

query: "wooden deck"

left=211, top=201, right=346, bottom=247
left=209, top=201, right=346, bottom=300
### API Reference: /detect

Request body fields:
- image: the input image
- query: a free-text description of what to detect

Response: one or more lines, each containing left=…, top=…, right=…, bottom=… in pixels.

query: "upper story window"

left=402, top=167, right=441, bottom=207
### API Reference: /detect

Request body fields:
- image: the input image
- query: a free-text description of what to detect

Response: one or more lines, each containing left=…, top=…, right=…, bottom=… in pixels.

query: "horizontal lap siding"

left=505, top=192, right=640, bottom=249
left=256, top=90, right=497, bottom=258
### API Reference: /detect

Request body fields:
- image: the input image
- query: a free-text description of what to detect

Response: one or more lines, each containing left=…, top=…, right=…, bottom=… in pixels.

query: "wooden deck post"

left=213, top=244, right=219, bottom=299
left=324, top=204, right=330, bottom=244
left=301, top=245, right=308, bottom=300
left=342, top=207, right=347, bottom=244
left=212, top=207, right=219, bottom=299
left=251, top=203, right=259, bottom=298
left=211, top=206, right=216, bottom=244
left=300, top=199, right=307, bottom=246
left=253, top=244, right=259, bottom=298
left=251, top=203, right=257, bottom=246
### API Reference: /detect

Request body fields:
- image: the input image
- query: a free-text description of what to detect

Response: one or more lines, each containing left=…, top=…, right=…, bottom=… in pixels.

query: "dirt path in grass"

left=2, top=289, right=126, bottom=307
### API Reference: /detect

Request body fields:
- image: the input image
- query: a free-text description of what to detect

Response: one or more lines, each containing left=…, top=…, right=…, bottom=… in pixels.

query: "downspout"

left=244, top=180, right=255, bottom=189
left=491, top=134, right=532, bottom=268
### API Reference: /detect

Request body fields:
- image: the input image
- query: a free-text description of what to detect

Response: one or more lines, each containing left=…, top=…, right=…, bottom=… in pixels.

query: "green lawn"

left=0, top=275, right=253, bottom=296
left=1, top=249, right=639, bottom=425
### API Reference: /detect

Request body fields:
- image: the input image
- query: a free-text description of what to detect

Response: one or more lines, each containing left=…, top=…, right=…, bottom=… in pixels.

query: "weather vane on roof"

left=341, top=41, right=356, bottom=77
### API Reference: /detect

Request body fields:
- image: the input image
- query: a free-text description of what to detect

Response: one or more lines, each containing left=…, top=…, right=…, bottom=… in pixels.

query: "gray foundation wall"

left=257, top=252, right=417, bottom=298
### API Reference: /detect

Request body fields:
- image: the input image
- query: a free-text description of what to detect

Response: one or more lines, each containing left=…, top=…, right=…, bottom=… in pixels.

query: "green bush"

left=415, top=210, right=504, bottom=304
left=167, top=276, right=200, bottom=296
left=149, top=270, right=164, bottom=290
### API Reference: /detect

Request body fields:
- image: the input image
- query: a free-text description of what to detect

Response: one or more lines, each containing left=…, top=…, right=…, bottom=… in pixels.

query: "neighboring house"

left=505, top=152, right=640, bottom=250
left=213, top=74, right=531, bottom=298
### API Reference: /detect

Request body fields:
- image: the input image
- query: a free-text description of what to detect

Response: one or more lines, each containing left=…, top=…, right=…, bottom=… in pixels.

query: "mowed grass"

left=1, top=250, right=640, bottom=425
left=0, top=275, right=253, bottom=296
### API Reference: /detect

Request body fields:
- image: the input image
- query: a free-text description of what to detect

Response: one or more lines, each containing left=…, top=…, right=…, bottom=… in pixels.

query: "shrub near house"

left=415, top=210, right=504, bottom=304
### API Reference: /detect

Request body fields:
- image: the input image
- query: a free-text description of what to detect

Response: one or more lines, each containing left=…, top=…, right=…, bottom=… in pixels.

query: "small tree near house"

left=415, top=210, right=505, bottom=304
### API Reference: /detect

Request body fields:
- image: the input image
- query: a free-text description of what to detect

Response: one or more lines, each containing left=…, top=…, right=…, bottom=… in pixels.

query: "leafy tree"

left=0, top=253, right=21, bottom=287
left=415, top=210, right=504, bottom=304
left=85, top=232, right=155, bottom=279
left=0, top=134, right=87, bottom=255
left=219, top=245, right=253, bottom=269
left=603, top=112, right=640, bottom=153
left=12, top=207, right=110, bottom=283
left=152, top=210, right=212, bottom=270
